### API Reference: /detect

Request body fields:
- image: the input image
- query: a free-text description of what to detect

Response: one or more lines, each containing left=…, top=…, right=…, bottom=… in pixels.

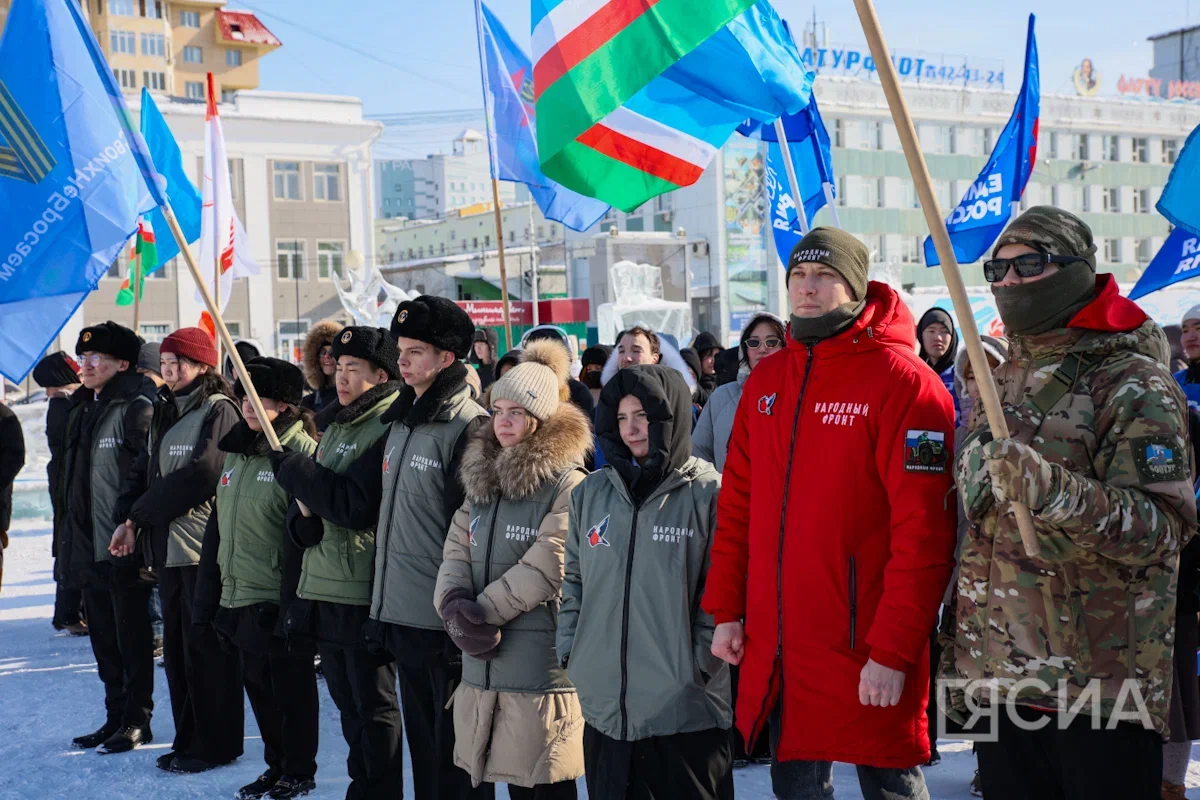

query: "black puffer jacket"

left=0, top=403, right=25, bottom=533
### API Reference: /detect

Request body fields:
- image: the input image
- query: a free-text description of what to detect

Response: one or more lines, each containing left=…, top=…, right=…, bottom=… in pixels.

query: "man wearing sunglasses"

left=950, top=206, right=1196, bottom=800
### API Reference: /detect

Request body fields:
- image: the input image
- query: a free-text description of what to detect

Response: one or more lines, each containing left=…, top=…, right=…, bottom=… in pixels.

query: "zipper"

left=371, top=428, right=414, bottom=620
left=618, top=503, right=641, bottom=741
left=848, top=556, right=858, bottom=649
left=481, top=500, right=500, bottom=690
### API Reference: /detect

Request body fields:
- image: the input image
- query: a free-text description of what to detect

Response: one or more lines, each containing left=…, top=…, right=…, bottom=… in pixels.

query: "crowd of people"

left=0, top=205, right=1197, bottom=800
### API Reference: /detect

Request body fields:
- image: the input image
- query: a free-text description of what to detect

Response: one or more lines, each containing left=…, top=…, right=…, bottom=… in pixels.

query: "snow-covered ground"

left=4, top=402, right=1200, bottom=799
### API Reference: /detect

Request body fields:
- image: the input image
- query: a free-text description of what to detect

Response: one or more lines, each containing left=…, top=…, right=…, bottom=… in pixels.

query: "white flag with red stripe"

left=198, top=73, right=257, bottom=335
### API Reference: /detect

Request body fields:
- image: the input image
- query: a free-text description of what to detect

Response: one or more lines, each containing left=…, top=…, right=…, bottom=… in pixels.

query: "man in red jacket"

left=703, top=227, right=957, bottom=800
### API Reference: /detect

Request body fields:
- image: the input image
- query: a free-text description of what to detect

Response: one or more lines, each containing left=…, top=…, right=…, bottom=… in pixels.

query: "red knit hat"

left=161, top=327, right=218, bottom=368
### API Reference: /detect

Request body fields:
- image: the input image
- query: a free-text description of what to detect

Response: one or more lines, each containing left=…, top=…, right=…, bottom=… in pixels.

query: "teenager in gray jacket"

left=558, top=364, right=732, bottom=800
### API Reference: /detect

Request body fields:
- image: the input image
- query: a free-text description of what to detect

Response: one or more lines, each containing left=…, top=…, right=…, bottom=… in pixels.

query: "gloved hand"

left=439, top=588, right=501, bottom=659
left=982, top=438, right=1056, bottom=511
left=955, top=427, right=995, bottom=521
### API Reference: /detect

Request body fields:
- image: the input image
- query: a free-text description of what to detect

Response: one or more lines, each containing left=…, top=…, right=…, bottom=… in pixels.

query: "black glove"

left=267, top=448, right=297, bottom=475
left=439, top=588, right=501, bottom=659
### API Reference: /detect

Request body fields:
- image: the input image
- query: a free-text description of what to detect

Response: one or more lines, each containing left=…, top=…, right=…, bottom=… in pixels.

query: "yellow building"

left=0, top=0, right=280, bottom=99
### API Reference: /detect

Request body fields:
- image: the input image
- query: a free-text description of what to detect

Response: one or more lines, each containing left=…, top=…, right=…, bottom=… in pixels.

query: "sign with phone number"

left=801, top=46, right=1005, bottom=89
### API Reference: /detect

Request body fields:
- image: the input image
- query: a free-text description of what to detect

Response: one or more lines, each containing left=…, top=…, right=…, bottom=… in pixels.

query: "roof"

left=1148, top=24, right=1200, bottom=41
left=215, top=10, right=281, bottom=47
left=456, top=128, right=485, bottom=141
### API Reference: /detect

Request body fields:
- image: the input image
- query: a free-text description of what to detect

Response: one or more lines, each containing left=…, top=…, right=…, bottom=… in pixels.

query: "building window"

left=875, top=178, right=885, bottom=208
left=1133, top=188, right=1150, bottom=214
left=146, top=257, right=170, bottom=279
left=900, top=236, right=921, bottom=263
left=226, top=49, right=243, bottom=67
left=1047, top=132, right=1059, bottom=159
left=1164, top=138, right=1179, bottom=164
left=140, top=32, right=166, bottom=57
left=1072, top=134, right=1089, bottom=161
left=1102, top=187, right=1120, bottom=213
left=983, top=127, right=998, bottom=155
left=182, top=46, right=203, bottom=63
left=1081, top=189, right=1092, bottom=213
left=109, top=29, right=136, bottom=54
left=1103, top=135, right=1119, bottom=162
left=142, top=71, right=166, bottom=91
left=1104, top=238, right=1122, bottom=263
left=221, top=88, right=237, bottom=103
left=273, top=161, right=301, bottom=200
left=113, top=68, right=137, bottom=89
left=278, top=321, right=310, bottom=364
left=106, top=254, right=122, bottom=278
left=139, top=324, right=170, bottom=342
left=185, top=81, right=204, bottom=100
left=313, top=163, right=341, bottom=202
left=1136, top=238, right=1153, bottom=264
left=449, top=230, right=456, bottom=241
left=1132, top=137, right=1148, bottom=163
left=836, top=176, right=847, bottom=206
left=141, top=0, right=164, bottom=19
left=832, top=119, right=844, bottom=148
left=224, top=322, right=242, bottom=339
left=180, top=9, right=200, bottom=27
left=859, top=120, right=883, bottom=151
left=276, top=240, right=305, bottom=279
left=108, top=0, right=133, bottom=15
left=317, top=241, right=345, bottom=280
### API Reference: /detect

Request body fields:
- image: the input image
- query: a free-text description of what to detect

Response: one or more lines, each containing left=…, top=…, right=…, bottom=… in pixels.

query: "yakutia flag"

left=198, top=72, right=257, bottom=335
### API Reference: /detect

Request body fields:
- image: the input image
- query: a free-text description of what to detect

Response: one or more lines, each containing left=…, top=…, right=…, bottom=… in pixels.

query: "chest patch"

left=903, top=430, right=948, bottom=473
left=468, top=517, right=479, bottom=547
left=758, top=393, right=776, bottom=415
left=1133, top=436, right=1188, bottom=484
left=383, top=446, right=395, bottom=475
left=587, top=515, right=610, bottom=548
left=220, top=469, right=234, bottom=487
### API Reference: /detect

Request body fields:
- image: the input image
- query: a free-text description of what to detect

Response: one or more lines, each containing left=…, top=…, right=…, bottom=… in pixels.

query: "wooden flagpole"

left=131, top=247, right=142, bottom=331
left=162, top=203, right=281, bottom=451
left=852, top=0, right=1040, bottom=557
left=490, top=180, right=514, bottom=351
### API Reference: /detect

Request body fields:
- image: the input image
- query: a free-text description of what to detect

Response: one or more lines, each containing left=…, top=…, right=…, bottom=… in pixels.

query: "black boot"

left=268, top=775, right=316, bottom=799
left=169, top=754, right=234, bottom=773
left=155, top=751, right=177, bottom=771
left=235, top=769, right=281, bottom=800
left=97, top=724, right=152, bottom=754
left=71, top=723, right=118, bottom=749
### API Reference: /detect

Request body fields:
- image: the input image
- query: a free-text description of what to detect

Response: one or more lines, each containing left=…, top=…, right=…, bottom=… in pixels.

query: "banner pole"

left=852, top=0, right=1040, bottom=557
left=823, top=183, right=841, bottom=228
left=490, top=180, right=514, bottom=351
left=162, top=203, right=281, bottom=452
left=773, top=119, right=810, bottom=235
left=132, top=247, right=142, bottom=332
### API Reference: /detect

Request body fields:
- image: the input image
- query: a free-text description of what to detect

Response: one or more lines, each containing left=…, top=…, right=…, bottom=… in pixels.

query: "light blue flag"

left=1128, top=227, right=1200, bottom=300
left=0, top=0, right=165, bottom=382
left=1158, top=124, right=1200, bottom=237
left=140, top=88, right=201, bottom=270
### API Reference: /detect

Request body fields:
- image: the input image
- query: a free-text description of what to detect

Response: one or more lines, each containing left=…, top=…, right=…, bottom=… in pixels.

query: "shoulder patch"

left=1132, top=436, right=1188, bottom=484
left=904, top=429, right=948, bottom=473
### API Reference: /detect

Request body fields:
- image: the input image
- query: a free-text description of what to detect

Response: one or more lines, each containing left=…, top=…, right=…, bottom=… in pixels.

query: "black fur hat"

left=390, top=295, right=475, bottom=360
left=331, top=326, right=401, bottom=380
left=75, top=321, right=141, bottom=366
left=235, top=357, right=305, bottom=406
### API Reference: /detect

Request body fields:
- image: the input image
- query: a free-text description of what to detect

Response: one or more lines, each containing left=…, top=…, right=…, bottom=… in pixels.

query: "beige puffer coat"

left=434, top=388, right=592, bottom=788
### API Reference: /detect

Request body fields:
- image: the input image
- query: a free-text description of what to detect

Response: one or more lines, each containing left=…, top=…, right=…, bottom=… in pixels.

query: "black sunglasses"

left=982, top=253, right=1088, bottom=283
left=745, top=337, right=782, bottom=350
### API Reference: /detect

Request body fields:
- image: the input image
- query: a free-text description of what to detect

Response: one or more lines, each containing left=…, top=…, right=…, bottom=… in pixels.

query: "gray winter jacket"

left=692, top=368, right=748, bottom=472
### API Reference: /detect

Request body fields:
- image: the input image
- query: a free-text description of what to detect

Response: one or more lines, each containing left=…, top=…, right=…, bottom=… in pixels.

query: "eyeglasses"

left=79, top=354, right=114, bottom=367
left=745, top=337, right=782, bottom=350
left=319, top=346, right=335, bottom=358
left=982, top=253, right=1087, bottom=283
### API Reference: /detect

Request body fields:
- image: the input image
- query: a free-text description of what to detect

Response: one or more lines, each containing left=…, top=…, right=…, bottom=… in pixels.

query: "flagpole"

left=162, top=203, right=281, bottom=452
left=490, top=183, right=514, bottom=351
left=207, top=73, right=223, bottom=370
left=529, top=201, right=540, bottom=326
left=773, top=119, right=810, bottom=234
left=132, top=247, right=142, bottom=331
left=852, top=0, right=1040, bottom=557
left=823, top=183, right=841, bottom=228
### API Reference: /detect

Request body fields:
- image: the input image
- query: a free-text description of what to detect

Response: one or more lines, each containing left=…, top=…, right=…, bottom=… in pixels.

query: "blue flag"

left=1157, top=124, right=1200, bottom=237
left=0, top=0, right=165, bottom=383
left=476, top=1, right=609, bottom=232
left=140, top=89, right=201, bottom=270
left=925, top=14, right=1039, bottom=267
left=1128, top=227, right=1200, bottom=300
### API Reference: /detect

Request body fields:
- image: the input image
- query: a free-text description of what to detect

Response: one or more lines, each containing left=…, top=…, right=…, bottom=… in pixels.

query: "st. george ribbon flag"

left=476, top=1, right=609, bottom=232
left=924, top=14, right=1039, bottom=267
left=139, top=87, right=202, bottom=270
left=1128, top=226, right=1200, bottom=300
left=0, top=0, right=166, bottom=383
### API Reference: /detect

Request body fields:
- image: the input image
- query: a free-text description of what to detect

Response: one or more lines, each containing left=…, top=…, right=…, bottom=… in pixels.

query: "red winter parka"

left=702, top=282, right=957, bottom=769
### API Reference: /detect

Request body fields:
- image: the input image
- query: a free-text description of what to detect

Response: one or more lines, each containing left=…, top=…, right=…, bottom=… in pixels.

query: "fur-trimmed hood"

left=302, top=319, right=343, bottom=390
left=458, top=401, right=592, bottom=501
left=599, top=335, right=698, bottom=393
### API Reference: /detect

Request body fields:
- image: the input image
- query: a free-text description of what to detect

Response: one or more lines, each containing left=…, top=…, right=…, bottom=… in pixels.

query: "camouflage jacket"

left=949, top=317, right=1197, bottom=736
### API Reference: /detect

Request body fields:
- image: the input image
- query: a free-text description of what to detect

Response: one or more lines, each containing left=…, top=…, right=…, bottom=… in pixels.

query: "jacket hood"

left=1066, top=274, right=1148, bottom=333
left=600, top=335, right=698, bottom=393
left=952, top=335, right=1009, bottom=405
left=597, top=364, right=693, bottom=499
left=785, top=281, right=917, bottom=359
left=917, top=307, right=959, bottom=375
left=459, top=402, right=592, bottom=502
left=301, top=320, right=343, bottom=390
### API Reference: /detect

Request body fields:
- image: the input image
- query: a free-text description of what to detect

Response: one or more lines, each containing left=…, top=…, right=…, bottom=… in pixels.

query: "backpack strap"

left=1009, top=351, right=1099, bottom=446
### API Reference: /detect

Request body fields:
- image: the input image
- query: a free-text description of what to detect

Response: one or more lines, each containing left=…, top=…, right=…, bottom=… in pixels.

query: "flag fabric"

left=532, top=0, right=813, bottom=212
left=0, top=0, right=165, bottom=382
left=476, top=2, right=609, bottom=232
left=140, top=88, right=201, bottom=269
left=197, top=73, right=257, bottom=335
left=1128, top=227, right=1200, bottom=300
left=924, top=14, right=1039, bottom=267
left=1158, top=124, right=1200, bottom=237
left=116, top=216, right=157, bottom=306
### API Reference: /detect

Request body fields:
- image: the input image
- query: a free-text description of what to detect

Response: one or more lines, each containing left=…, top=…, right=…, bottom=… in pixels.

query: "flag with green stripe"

left=532, top=0, right=812, bottom=212
left=116, top=216, right=157, bottom=306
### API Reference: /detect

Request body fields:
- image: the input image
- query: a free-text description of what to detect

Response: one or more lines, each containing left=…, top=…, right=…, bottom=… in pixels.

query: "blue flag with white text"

left=925, top=14, right=1039, bottom=267
left=1128, top=227, right=1200, bottom=300
left=0, top=0, right=165, bottom=382
left=140, top=88, right=201, bottom=270
left=1157, top=125, right=1200, bottom=238
left=476, top=1, right=609, bottom=231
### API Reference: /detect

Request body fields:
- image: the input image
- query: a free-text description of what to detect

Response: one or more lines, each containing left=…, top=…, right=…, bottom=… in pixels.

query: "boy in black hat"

left=272, top=298, right=492, bottom=800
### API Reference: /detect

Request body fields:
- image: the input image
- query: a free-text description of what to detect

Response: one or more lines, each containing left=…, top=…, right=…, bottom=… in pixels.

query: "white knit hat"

left=1183, top=304, right=1200, bottom=325
left=489, top=339, right=571, bottom=421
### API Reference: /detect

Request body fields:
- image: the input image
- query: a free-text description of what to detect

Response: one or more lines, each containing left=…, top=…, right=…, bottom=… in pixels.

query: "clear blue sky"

left=243, top=0, right=1197, bottom=159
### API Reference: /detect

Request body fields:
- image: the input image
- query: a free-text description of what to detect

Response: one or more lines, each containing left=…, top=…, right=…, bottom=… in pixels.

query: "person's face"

left=745, top=322, right=784, bottom=370
left=617, top=394, right=650, bottom=461
left=160, top=353, right=207, bottom=392
left=473, top=340, right=491, bottom=361
left=581, top=363, right=603, bottom=388
left=318, top=344, right=336, bottom=377
left=492, top=398, right=531, bottom=448
left=242, top=395, right=283, bottom=432
left=335, top=355, right=389, bottom=405
left=700, top=349, right=716, bottom=375
left=991, top=243, right=1059, bottom=287
left=922, top=322, right=953, bottom=359
left=397, top=337, right=454, bottom=394
left=788, top=262, right=854, bottom=317
left=79, top=352, right=126, bottom=390
left=1182, top=320, right=1200, bottom=361
left=618, top=333, right=658, bottom=367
